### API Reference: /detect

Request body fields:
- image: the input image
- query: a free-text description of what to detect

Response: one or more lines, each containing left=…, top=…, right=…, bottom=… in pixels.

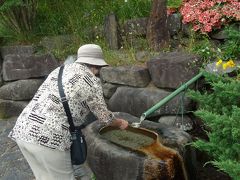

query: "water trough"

left=83, top=112, right=196, bottom=180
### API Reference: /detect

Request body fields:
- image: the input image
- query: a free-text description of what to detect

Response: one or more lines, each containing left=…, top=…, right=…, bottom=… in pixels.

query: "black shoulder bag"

left=58, top=66, right=87, bottom=165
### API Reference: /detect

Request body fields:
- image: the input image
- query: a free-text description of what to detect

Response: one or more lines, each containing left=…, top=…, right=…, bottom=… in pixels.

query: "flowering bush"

left=180, top=0, right=240, bottom=33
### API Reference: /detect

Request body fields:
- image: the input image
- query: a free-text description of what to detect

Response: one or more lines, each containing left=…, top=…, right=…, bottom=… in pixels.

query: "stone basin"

left=83, top=112, right=196, bottom=180
left=99, top=126, right=158, bottom=151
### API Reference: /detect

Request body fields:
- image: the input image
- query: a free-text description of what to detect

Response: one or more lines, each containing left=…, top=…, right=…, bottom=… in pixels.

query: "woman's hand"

left=109, top=118, right=129, bottom=130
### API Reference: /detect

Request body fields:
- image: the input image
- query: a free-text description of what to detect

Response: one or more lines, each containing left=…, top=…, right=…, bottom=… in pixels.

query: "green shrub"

left=188, top=34, right=216, bottom=63
left=0, top=0, right=37, bottom=43
left=189, top=25, right=240, bottom=64
left=0, top=0, right=152, bottom=44
left=167, top=0, right=182, bottom=8
left=188, top=72, right=240, bottom=179
left=220, top=25, right=240, bottom=60
left=31, top=0, right=152, bottom=61
left=111, top=0, right=151, bottom=22
left=34, top=0, right=151, bottom=38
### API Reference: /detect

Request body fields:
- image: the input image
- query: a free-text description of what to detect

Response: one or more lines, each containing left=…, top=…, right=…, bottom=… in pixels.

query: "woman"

left=8, top=44, right=128, bottom=180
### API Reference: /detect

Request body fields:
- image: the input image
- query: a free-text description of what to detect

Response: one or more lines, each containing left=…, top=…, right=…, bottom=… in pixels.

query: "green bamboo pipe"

left=141, top=72, right=203, bottom=119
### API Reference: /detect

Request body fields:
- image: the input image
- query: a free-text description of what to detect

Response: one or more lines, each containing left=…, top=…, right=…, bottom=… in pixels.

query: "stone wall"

left=0, top=45, right=200, bottom=179
left=0, top=45, right=203, bottom=131
left=104, top=13, right=240, bottom=51
left=0, top=45, right=59, bottom=118
left=101, top=51, right=202, bottom=131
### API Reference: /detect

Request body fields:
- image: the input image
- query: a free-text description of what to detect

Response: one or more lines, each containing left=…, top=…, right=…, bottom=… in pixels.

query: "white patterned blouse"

left=9, top=63, right=114, bottom=151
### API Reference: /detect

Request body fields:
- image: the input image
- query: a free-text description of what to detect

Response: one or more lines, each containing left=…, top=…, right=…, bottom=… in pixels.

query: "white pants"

left=16, top=140, right=76, bottom=180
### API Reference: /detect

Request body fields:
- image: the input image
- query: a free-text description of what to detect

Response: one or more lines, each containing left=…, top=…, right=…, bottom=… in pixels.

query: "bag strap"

left=58, top=66, right=76, bottom=133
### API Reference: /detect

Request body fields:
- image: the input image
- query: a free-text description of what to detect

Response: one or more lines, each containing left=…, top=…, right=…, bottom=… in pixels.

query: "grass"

left=0, top=0, right=154, bottom=65
left=167, top=0, right=182, bottom=8
left=0, top=0, right=211, bottom=67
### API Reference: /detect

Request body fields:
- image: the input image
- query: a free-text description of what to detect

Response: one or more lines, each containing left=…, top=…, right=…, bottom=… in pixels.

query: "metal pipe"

left=142, top=72, right=203, bottom=118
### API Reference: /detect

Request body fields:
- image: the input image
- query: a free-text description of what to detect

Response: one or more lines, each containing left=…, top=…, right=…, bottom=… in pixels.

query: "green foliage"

left=1, top=0, right=237, bottom=67
left=212, top=160, right=240, bottom=179
left=91, top=174, right=96, bottom=180
left=189, top=24, right=240, bottom=65
left=220, top=25, right=240, bottom=60
left=30, top=0, right=153, bottom=62
left=92, top=38, right=139, bottom=66
left=0, top=0, right=37, bottom=43
left=188, top=34, right=216, bottom=63
left=112, top=0, right=151, bottom=22
left=188, top=72, right=240, bottom=179
left=189, top=72, right=240, bottom=114
left=167, top=0, right=182, bottom=8
left=35, top=0, right=151, bottom=38
left=0, top=0, right=152, bottom=45
left=0, top=0, right=22, bottom=11
left=104, top=49, right=137, bottom=67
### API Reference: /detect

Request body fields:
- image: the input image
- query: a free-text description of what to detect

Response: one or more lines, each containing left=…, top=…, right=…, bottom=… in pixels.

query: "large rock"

left=210, top=29, right=228, bottom=40
left=158, top=115, right=193, bottom=131
left=167, top=13, right=182, bottom=36
left=122, top=17, right=148, bottom=49
left=181, top=23, right=192, bottom=37
left=108, top=86, right=193, bottom=117
left=0, top=79, right=44, bottom=100
left=0, top=45, right=34, bottom=59
left=100, top=65, right=150, bottom=87
left=3, top=54, right=59, bottom=81
left=84, top=112, right=196, bottom=180
left=147, top=51, right=202, bottom=89
left=104, top=13, right=121, bottom=50
left=0, top=100, right=28, bottom=119
left=135, top=51, right=151, bottom=62
left=210, top=22, right=239, bottom=40
left=102, top=83, right=120, bottom=99
left=123, top=17, right=148, bottom=37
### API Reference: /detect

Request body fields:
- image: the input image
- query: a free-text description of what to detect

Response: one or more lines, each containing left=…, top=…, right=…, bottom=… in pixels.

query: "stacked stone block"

left=0, top=45, right=202, bottom=131
left=100, top=51, right=202, bottom=131
left=0, top=45, right=59, bottom=118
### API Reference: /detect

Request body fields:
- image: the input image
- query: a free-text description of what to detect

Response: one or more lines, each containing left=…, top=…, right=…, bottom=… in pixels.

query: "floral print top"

left=9, top=63, right=114, bottom=151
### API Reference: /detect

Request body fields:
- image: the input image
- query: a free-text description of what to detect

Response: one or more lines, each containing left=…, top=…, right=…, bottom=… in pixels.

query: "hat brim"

left=75, top=57, right=108, bottom=66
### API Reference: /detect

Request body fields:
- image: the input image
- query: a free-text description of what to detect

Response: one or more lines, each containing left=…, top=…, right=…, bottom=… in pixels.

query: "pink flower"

left=180, top=0, right=240, bottom=33
left=193, top=24, right=201, bottom=31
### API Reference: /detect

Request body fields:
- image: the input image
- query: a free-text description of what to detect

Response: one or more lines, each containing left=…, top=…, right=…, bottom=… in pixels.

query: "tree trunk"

left=147, top=0, right=170, bottom=51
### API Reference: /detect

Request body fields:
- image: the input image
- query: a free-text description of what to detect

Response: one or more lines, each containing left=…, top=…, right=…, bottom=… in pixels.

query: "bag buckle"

left=61, top=96, right=68, bottom=102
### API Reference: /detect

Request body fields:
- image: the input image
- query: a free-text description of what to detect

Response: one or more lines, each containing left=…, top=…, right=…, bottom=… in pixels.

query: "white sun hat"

left=75, top=44, right=108, bottom=66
